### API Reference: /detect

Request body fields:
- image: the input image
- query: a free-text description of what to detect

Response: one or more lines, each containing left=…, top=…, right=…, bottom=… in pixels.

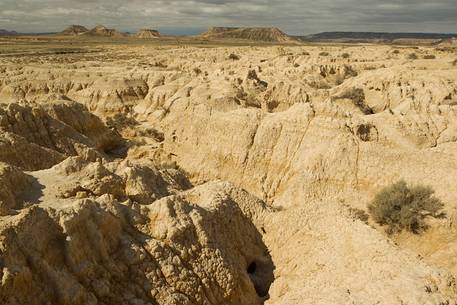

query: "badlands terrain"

left=1, top=33, right=457, bottom=305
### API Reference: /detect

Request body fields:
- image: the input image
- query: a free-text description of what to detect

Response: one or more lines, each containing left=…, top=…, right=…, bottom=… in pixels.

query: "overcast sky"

left=1, top=0, right=456, bottom=35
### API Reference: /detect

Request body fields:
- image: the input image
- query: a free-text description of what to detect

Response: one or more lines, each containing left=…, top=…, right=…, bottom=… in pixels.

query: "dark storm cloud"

left=0, top=0, right=456, bottom=34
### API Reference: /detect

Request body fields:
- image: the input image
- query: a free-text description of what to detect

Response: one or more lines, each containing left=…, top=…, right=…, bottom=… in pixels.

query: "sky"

left=1, top=0, right=456, bottom=35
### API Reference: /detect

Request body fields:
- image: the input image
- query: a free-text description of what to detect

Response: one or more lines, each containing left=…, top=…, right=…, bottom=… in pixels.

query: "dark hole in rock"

left=247, top=261, right=257, bottom=274
left=247, top=258, right=274, bottom=299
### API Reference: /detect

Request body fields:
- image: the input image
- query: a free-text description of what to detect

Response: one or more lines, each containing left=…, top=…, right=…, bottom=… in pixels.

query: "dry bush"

left=348, top=207, right=369, bottom=224
left=137, top=127, right=165, bottom=142
left=436, top=47, right=454, bottom=53
left=368, top=180, right=444, bottom=234
left=407, top=53, right=418, bottom=60
left=153, top=61, right=167, bottom=68
left=106, top=113, right=138, bottom=131
left=452, top=59, right=457, bottom=66
left=228, top=53, right=240, bottom=60
left=392, top=49, right=400, bottom=54
left=339, top=88, right=373, bottom=115
left=319, top=51, right=330, bottom=56
left=308, top=80, right=331, bottom=90
left=423, top=55, right=436, bottom=59
left=356, top=123, right=377, bottom=142
left=341, top=53, right=350, bottom=59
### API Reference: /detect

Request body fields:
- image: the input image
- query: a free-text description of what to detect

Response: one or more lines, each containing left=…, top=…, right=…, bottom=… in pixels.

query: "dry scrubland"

left=1, top=36, right=457, bottom=305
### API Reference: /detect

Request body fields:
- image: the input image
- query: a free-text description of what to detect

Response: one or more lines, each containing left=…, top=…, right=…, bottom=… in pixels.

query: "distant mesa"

left=199, top=27, right=294, bottom=43
left=135, top=29, right=161, bottom=39
left=0, top=29, right=18, bottom=36
left=300, top=32, right=457, bottom=42
left=60, top=25, right=89, bottom=36
left=60, top=25, right=127, bottom=37
left=85, top=25, right=127, bottom=37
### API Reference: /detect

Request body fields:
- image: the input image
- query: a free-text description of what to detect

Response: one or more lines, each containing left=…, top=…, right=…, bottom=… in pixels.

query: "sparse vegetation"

left=392, top=49, right=400, bottom=54
left=356, top=123, right=377, bottom=142
left=407, top=53, right=418, bottom=60
left=308, top=80, right=331, bottom=90
left=342, top=65, right=358, bottom=78
left=137, top=127, right=165, bottom=142
left=247, top=69, right=259, bottom=81
left=368, top=180, right=444, bottom=234
left=423, top=55, right=436, bottom=59
left=348, top=207, right=369, bottom=224
left=106, top=113, right=138, bottom=131
left=228, top=53, right=240, bottom=60
left=319, top=51, right=330, bottom=57
left=341, top=53, right=350, bottom=59
left=153, top=61, right=167, bottom=68
left=339, top=88, right=373, bottom=115
left=436, top=47, right=454, bottom=53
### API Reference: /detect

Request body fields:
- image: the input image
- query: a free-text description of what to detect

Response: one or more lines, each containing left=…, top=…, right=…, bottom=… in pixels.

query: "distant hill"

left=0, top=29, right=18, bottom=36
left=60, top=25, right=89, bottom=36
left=83, top=25, right=127, bottom=37
left=299, top=32, right=457, bottom=42
left=199, top=27, right=294, bottom=43
left=439, top=38, right=457, bottom=46
left=135, top=29, right=160, bottom=39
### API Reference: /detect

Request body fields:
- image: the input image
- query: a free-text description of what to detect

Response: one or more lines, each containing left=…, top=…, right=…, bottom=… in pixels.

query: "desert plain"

left=1, top=30, right=457, bottom=305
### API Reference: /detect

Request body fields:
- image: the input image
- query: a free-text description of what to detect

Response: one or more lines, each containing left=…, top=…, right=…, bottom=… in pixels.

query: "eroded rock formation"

left=1, top=40, right=457, bottom=304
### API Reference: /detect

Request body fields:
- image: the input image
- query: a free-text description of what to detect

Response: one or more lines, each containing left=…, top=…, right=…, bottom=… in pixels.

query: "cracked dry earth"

left=1, top=41, right=457, bottom=305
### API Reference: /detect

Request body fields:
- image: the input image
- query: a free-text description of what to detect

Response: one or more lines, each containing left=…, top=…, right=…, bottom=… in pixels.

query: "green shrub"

left=368, top=180, right=444, bottom=234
